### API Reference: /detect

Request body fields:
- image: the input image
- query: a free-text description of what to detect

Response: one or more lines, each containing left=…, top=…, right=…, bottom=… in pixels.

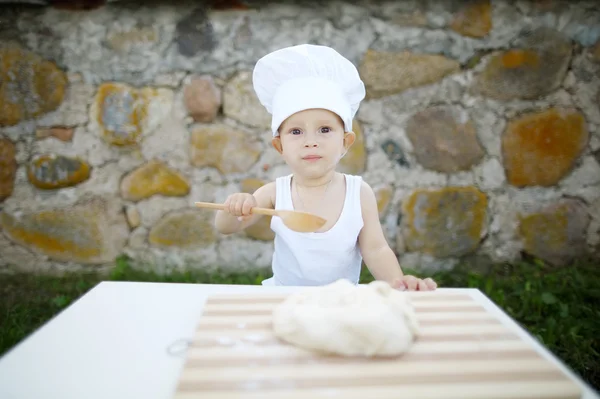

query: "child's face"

left=272, top=108, right=355, bottom=178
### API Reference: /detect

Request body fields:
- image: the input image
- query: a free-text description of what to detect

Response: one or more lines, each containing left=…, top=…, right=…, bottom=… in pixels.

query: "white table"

left=0, top=281, right=597, bottom=399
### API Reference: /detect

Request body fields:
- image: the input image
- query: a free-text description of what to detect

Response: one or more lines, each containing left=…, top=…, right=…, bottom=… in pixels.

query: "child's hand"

left=392, top=275, right=437, bottom=291
left=223, top=193, right=257, bottom=222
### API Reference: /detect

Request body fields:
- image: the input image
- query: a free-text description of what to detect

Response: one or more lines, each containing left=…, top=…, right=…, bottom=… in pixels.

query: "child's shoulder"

left=257, top=180, right=276, bottom=194
left=252, top=180, right=276, bottom=207
left=341, top=173, right=374, bottom=194
left=347, top=176, right=378, bottom=211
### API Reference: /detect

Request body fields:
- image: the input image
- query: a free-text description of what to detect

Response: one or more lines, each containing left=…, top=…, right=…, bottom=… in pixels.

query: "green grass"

left=0, top=255, right=598, bottom=392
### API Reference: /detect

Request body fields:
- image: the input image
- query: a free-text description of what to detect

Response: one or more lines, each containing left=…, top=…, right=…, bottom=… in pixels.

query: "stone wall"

left=1, top=0, right=599, bottom=275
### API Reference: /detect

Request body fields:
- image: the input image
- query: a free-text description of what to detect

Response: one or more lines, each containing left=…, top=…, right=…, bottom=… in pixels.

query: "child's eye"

left=290, top=129, right=302, bottom=135
left=320, top=126, right=331, bottom=133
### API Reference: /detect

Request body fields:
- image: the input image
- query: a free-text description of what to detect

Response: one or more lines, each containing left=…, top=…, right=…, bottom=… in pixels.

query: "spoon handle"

left=194, top=202, right=277, bottom=217
left=194, top=201, right=226, bottom=211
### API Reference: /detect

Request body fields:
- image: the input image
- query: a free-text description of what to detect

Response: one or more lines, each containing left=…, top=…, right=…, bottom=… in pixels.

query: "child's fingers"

left=417, top=279, right=428, bottom=291
left=241, top=199, right=254, bottom=216
left=391, top=278, right=406, bottom=291
left=228, top=200, right=239, bottom=216
left=233, top=198, right=245, bottom=216
left=233, top=200, right=246, bottom=217
left=404, top=275, right=419, bottom=291
left=391, top=276, right=437, bottom=291
left=225, top=196, right=237, bottom=214
left=226, top=198, right=236, bottom=214
left=424, top=278, right=437, bottom=290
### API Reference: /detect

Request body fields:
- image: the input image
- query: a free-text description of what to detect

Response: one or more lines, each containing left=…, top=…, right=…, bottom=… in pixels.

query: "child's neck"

left=292, top=170, right=337, bottom=189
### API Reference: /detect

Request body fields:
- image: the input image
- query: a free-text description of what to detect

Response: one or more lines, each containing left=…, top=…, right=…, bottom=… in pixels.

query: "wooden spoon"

left=194, top=202, right=327, bottom=233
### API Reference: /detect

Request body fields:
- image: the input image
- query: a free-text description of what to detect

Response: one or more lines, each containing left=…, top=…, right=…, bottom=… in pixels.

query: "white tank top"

left=262, top=173, right=364, bottom=286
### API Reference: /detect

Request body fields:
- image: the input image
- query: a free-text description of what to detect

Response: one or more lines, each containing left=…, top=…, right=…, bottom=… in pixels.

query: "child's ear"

left=272, top=137, right=283, bottom=154
left=343, top=131, right=356, bottom=151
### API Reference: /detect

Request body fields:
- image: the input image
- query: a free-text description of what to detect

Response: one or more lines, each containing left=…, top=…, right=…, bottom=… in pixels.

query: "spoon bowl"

left=270, top=209, right=327, bottom=233
left=194, top=202, right=327, bottom=233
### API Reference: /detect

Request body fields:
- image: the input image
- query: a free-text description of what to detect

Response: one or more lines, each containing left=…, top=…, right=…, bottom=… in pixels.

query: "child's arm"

left=357, top=181, right=437, bottom=290
left=215, top=181, right=275, bottom=234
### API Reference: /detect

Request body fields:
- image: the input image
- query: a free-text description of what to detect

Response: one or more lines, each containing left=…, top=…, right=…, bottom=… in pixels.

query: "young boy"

left=215, top=44, right=437, bottom=291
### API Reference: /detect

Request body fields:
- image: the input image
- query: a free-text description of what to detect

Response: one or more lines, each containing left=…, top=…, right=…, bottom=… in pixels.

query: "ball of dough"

left=272, top=279, right=420, bottom=357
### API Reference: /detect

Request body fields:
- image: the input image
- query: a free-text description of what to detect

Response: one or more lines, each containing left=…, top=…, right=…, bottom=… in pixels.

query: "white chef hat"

left=252, top=44, right=366, bottom=137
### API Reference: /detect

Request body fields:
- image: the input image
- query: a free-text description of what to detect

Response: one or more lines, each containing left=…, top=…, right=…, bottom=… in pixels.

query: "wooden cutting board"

left=172, top=291, right=581, bottom=399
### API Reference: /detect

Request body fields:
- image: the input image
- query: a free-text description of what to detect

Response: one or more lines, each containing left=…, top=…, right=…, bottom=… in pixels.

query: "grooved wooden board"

left=173, top=292, right=581, bottom=399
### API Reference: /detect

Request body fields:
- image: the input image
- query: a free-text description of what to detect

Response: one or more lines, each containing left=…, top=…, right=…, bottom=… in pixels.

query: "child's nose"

left=303, top=132, right=319, bottom=147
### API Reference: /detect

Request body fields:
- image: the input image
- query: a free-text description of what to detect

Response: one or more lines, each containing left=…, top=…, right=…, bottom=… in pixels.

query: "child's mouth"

left=302, top=155, right=322, bottom=162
